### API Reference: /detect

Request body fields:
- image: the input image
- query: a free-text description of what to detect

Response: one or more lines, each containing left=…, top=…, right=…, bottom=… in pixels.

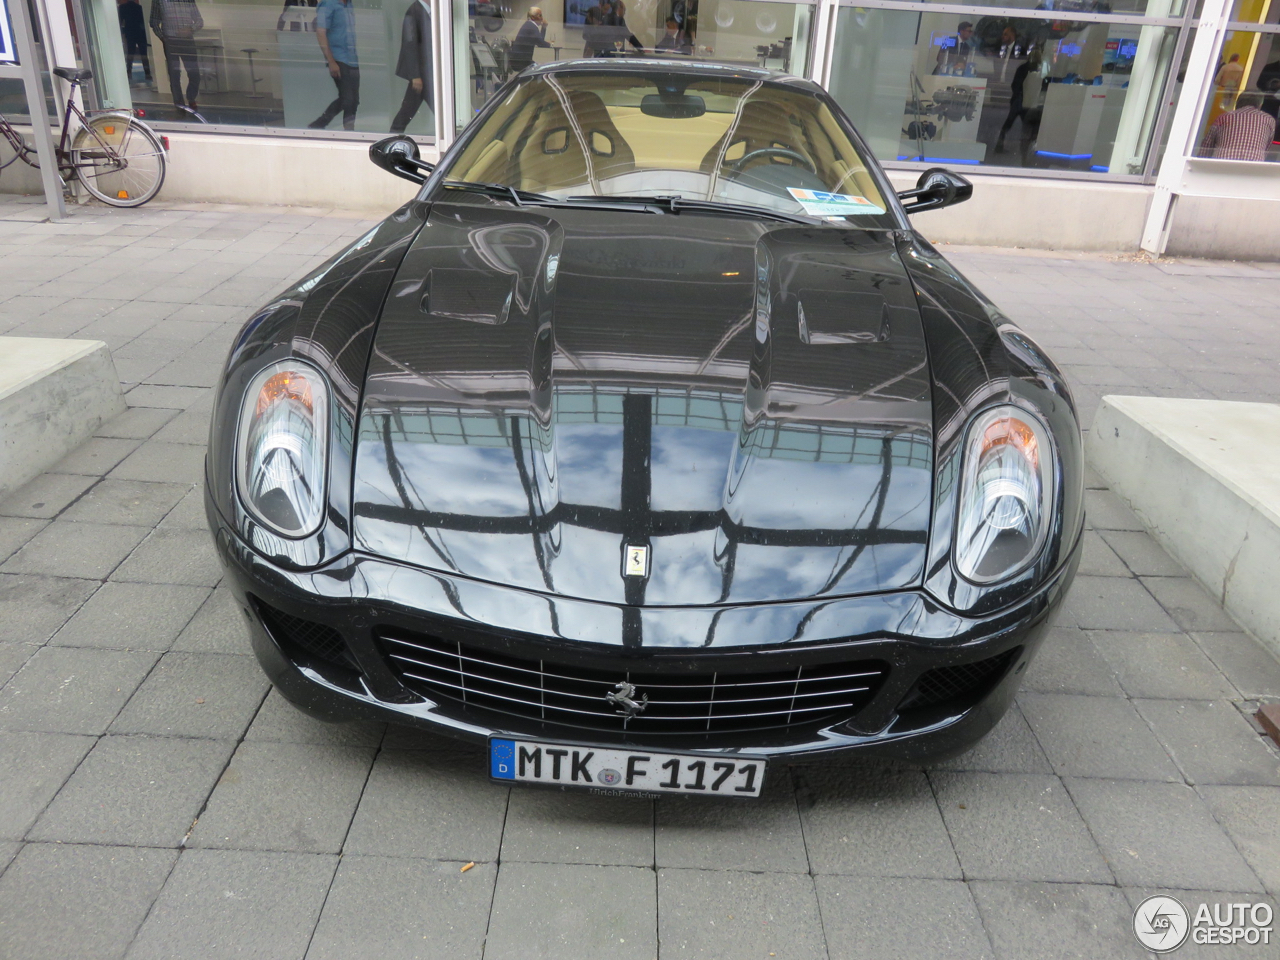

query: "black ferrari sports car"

left=206, top=60, right=1083, bottom=798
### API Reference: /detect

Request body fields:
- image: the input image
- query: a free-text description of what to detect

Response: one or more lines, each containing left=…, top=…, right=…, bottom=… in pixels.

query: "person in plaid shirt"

left=149, top=0, right=204, bottom=113
left=1201, top=92, right=1277, bottom=161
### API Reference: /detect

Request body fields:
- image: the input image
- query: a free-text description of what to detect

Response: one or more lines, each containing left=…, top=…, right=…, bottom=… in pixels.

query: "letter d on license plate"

left=490, top=738, right=764, bottom=798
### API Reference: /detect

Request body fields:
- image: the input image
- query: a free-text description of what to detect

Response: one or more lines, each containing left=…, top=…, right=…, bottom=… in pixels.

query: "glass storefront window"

left=453, top=0, right=813, bottom=129
left=1193, top=27, right=1279, bottom=161
left=91, top=0, right=435, bottom=134
left=829, top=6, right=1179, bottom=173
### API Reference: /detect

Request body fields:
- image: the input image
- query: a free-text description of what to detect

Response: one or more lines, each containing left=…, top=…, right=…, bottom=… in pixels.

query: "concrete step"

left=0, top=337, right=125, bottom=500
left=1088, top=395, right=1280, bottom=660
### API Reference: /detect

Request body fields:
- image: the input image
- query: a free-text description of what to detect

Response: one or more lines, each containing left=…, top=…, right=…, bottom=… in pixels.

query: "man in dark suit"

left=508, top=7, right=551, bottom=74
left=390, top=0, right=433, bottom=133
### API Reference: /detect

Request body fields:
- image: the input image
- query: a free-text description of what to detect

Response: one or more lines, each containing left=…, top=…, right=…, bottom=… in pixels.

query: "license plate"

left=489, top=738, right=764, bottom=798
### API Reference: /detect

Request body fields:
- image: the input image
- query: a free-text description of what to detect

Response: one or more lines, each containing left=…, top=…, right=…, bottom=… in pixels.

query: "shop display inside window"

left=1193, top=19, right=1280, bottom=162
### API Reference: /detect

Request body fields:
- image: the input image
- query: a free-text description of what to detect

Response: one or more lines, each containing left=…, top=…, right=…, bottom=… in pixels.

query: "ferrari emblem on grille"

left=624, top=545, right=649, bottom=577
left=606, top=681, right=649, bottom=719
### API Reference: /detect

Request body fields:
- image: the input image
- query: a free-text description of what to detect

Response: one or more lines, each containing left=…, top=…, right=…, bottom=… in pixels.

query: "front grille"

left=898, top=647, right=1020, bottom=712
left=255, top=599, right=358, bottom=671
left=380, top=629, right=887, bottom=737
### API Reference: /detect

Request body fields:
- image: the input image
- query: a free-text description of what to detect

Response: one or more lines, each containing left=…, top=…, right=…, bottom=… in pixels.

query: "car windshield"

left=440, top=69, right=892, bottom=223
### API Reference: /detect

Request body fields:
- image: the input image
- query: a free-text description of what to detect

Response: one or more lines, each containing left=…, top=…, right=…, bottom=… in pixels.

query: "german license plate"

left=489, top=738, right=764, bottom=798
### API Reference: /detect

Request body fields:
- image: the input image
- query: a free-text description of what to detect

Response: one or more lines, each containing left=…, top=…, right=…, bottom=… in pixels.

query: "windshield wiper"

left=441, top=180, right=556, bottom=206
left=570, top=194, right=815, bottom=225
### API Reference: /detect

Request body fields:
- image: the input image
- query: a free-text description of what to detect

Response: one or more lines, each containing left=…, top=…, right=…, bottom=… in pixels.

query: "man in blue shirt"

left=309, top=0, right=359, bottom=130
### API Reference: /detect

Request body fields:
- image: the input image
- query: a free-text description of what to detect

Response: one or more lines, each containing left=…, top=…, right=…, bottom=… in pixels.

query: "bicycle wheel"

left=71, top=115, right=166, bottom=207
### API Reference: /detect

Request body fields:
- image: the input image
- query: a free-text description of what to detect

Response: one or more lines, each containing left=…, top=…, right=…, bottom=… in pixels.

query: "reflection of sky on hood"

left=555, top=423, right=621, bottom=510
left=651, top=427, right=736, bottom=512
left=355, top=439, right=535, bottom=517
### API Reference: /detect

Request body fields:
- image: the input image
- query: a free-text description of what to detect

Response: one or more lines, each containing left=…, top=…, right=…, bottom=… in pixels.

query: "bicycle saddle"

left=53, top=67, right=94, bottom=83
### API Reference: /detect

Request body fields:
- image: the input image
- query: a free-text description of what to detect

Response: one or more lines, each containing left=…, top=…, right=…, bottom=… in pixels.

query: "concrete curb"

left=0, top=337, right=125, bottom=499
left=1087, top=395, right=1280, bottom=660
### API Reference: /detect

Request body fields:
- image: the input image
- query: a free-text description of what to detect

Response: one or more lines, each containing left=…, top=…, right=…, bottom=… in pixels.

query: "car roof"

left=527, top=57, right=822, bottom=92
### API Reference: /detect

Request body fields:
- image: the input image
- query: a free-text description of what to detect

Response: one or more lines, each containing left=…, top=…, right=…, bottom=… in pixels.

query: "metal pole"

left=3, top=0, right=68, bottom=219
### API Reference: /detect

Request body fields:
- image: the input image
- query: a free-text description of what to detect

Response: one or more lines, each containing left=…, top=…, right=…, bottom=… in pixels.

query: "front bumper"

left=210, top=503, right=1080, bottom=764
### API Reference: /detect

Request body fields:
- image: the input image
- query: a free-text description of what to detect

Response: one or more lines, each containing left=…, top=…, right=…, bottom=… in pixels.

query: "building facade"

left=1, top=0, right=1278, bottom=254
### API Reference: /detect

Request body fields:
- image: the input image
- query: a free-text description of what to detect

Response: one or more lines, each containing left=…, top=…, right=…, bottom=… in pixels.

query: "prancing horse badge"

left=624, top=544, right=649, bottom=578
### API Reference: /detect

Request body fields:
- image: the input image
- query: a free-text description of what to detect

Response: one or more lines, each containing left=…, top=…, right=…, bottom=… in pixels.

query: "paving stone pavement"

left=1, top=194, right=1279, bottom=960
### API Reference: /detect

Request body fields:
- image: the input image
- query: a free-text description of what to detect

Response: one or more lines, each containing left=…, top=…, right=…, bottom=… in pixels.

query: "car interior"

left=446, top=73, right=887, bottom=216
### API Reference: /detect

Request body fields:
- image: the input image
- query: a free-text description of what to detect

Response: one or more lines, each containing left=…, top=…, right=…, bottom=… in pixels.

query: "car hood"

left=351, top=200, right=933, bottom=607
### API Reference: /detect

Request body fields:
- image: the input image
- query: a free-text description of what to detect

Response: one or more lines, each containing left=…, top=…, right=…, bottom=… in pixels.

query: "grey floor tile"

left=0, top=841, right=18, bottom=875
left=49, top=437, right=141, bottom=477
left=0, top=517, right=48, bottom=564
left=94, top=405, right=180, bottom=440
left=52, top=582, right=209, bottom=651
left=172, top=585, right=250, bottom=654
left=0, top=521, right=150, bottom=580
left=931, top=772, right=1111, bottom=883
left=930, top=703, right=1053, bottom=775
left=122, top=384, right=210, bottom=410
left=0, top=732, right=95, bottom=840
left=1084, top=489, right=1146, bottom=531
left=817, top=876, right=993, bottom=960
left=0, top=646, right=158, bottom=734
left=1098, top=529, right=1186, bottom=577
left=658, top=868, right=826, bottom=960
left=111, top=528, right=222, bottom=587
left=1194, top=633, right=1280, bottom=700
left=187, top=741, right=374, bottom=854
left=656, top=773, right=808, bottom=873
left=157, top=485, right=211, bottom=529
left=1136, top=699, right=1280, bottom=787
left=61, top=479, right=190, bottom=527
left=1021, top=627, right=1124, bottom=697
left=1077, top=530, right=1129, bottom=577
left=345, top=746, right=509, bottom=862
left=1090, top=632, right=1237, bottom=700
left=971, top=881, right=1148, bottom=960
left=796, top=764, right=961, bottom=879
left=0, top=473, right=97, bottom=519
left=0, top=574, right=98, bottom=644
left=1066, top=778, right=1263, bottom=892
left=1020, top=693, right=1181, bottom=781
left=1121, top=888, right=1280, bottom=960
left=30, top=734, right=234, bottom=847
left=501, top=787, right=652, bottom=867
left=244, top=688, right=384, bottom=747
left=1143, top=577, right=1244, bottom=633
left=109, top=441, right=207, bottom=485
left=0, top=842, right=176, bottom=960
left=127, top=848, right=336, bottom=960
left=484, top=861, right=655, bottom=960
left=1199, top=785, right=1280, bottom=895
left=109, top=651, right=267, bottom=739
left=1064, top=576, right=1180, bottom=632
left=306, top=856, right=496, bottom=960
left=0, top=642, right=39, bottom=689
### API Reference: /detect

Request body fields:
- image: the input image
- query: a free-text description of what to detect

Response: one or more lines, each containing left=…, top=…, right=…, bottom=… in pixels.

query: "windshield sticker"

left=787, top=188, right=885, bottom=217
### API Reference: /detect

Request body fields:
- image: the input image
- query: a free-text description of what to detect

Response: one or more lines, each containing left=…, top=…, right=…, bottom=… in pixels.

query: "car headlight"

left=954, top=406, right=1055, bottom=583
left=235, top=361, right=330, bottom=537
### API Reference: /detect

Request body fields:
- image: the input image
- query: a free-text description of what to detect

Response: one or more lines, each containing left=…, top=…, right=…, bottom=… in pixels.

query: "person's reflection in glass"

left=149, top=0, right=203, bottom=113
left=1201, top=91, right=1276, bottom=161
left=934, top=21, right=974, bottom=76
left=309, top=0, right=360, bottom=130
left=508, top=6, right=552, bottom=74
left=118, top=0, right=153, bottom=86
left=607, top=1, right=644, bottom=56
left=390, top=0, right=433, bottom=133
left=583, top=0, right=612, bottom=57
left=655, top=16, right=691, bottom=54
left=996, top=52, right=1040, bottom=154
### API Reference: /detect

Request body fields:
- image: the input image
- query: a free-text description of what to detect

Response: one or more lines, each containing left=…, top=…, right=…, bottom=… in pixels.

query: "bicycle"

left=0, top=67, right=167, bottom=207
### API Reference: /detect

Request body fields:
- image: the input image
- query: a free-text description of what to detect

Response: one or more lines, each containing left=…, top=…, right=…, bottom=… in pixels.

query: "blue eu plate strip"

left=491, top=738, right=516, bottom=779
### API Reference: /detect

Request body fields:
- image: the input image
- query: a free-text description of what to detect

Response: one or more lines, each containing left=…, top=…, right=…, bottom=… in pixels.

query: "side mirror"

left=897, top=167, right=973, bottom=214
left=370, top=135, right=434, bottom=184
